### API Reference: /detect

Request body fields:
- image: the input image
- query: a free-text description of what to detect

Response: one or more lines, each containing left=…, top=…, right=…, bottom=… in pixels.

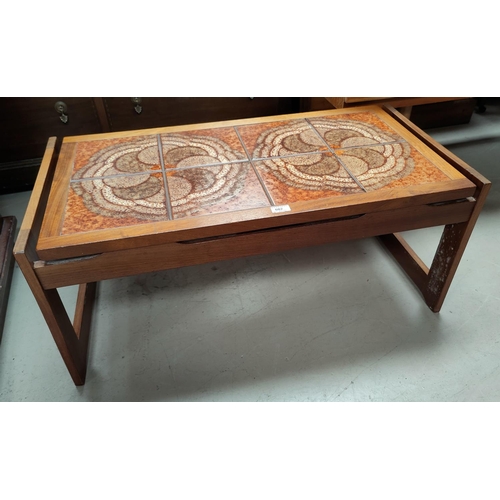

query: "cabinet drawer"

left=0, top=98, right=102, bottom=163
left=103, top=97, right=300, bottom=132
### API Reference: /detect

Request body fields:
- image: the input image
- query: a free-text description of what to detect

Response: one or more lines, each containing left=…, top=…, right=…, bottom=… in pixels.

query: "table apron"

left=33, top=198, right=475, bottom=290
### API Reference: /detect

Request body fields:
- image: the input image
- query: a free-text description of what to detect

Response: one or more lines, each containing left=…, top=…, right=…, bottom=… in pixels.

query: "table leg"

left=424, top=221, right=479, bottom=312
left=13, top=136, right=97, bottom=385
left=16, top=249, right=96, bottom=385
left=379, top=186, right=488, bottom=313
left=379, top=104, right=491, bottom=312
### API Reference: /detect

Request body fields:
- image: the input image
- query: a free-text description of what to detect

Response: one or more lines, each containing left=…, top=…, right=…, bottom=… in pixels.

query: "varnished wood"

left=13, top=140, right=95, bottom=385
left=424, top=178, right=490, bottom=312
left=38, top=143, right=77, bottom=242
left=36, top=105, right=476, bottom=261
left=36, top=177, right=475, bottom=261
left=382, top=105, right=491, bottom=192
left=379, top=105, right=491, bottom=312
left=14, top=104, right=491, bottom=384
left=103, top=97, right=300, bottom=132
left=34, top=199, right=475, bottom=290
left=326, top=97, right=468, bottom=109
left=13, top=137, right=60, bottom=259
left=299, top=97, right=334, bottom=112
left=410, top=99, right=475, bottom=129
left=0, top=98, right=102, bottom=164
left=72, top=281, right=97, bottom=373
left=378, top=233, right=429, bottom=294
left=92, top=98, right=110, bottom=133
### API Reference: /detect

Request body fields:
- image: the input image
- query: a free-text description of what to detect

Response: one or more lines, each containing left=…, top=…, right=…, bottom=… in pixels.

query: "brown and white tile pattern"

left=167, top=163, right=269, bottom=219
left=60, top=112, right=454, bottom=233
left=62, top=173, right=169, bottom=234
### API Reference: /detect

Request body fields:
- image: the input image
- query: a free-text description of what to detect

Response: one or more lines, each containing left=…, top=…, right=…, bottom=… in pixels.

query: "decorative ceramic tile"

left=308, top=112, right=402, bottom=149
left=254, top=153, right=364, bottom=205
left=161, top=127, right=248, bottom=169
left=335, top=143, right=451, bottom=191
left=236, top=119, right=329, bottom=159
left=57, top=111, right=455, bottom=236
left=62, top=172, right=169, bottom=234
left=72, top=135, right=162, bottom=179
left=166, top=162, right=270, bottom=219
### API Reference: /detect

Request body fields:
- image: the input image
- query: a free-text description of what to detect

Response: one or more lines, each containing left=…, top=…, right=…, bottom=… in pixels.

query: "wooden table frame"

left=13, top=106, right=491, bottom=386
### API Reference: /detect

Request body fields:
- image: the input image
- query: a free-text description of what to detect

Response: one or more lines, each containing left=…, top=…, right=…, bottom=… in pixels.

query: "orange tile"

left=236, top=119, right=328, bottom=158
left=166, top=163, right=270, bottom=219
left=335, top=143, right=450, bottom=191
left=72, top=134, right=162, bottom=179
left=308, top=112, right=402, bottom=148
left=62, top=172, right=169, bottom=234
left=254, top=154, right=363, bottom=205
left=161, top=127, right=247, bottom=169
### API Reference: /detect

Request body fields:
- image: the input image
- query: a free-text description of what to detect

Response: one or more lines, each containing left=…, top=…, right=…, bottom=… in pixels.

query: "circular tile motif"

left=259, top=154, right=361, bottom=193
left=162, top=133, right=246, bottom=167
left=338, top=143, right=414, bottom=190
left=168, top=164, right=247, bottom=217
left=311, top=117, right=401, bottom=148
left=253, top=121, right=326, bottom=158
left=73, top=136, right=161, bottom=179
left=71, top=137, right=166, bottom=221
left=71, top=133, right=249, bottom=221
left=254, top=119, right=414, bottom=191
left=72, top=175, right=167, bottom=221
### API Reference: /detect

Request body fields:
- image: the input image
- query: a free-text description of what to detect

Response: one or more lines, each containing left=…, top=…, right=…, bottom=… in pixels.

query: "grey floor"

left=1, top=104, right=499, bottom=402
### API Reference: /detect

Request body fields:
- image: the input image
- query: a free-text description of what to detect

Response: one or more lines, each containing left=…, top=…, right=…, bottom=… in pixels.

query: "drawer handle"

left=54, top=101, right=68, bottom=124
left=131, top=97, right=143, bottom=114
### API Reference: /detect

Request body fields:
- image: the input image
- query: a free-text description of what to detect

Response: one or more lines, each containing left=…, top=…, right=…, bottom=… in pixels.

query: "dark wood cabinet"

left=0, top=98, right=103, bottom=193
left=0, top=98, right=102, bottom=163
left=0, top=97, right=301, bottom=194
left=102, top=97, right=300, bottom=131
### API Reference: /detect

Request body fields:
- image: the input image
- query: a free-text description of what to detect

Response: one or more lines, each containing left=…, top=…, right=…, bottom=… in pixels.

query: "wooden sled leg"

left=16, top=249, right=97, bottom=385
left=74, top=281, right=97, bottom=335
left=379, top=193, right=489, bottom=313
left=12, top=136, right=97, bottom=385
left=379, top=179, right=489, bottom=312
left=424, top=221, right=477, bottom=312
left=379, top=105, right=491, bottom=312
left=378, top=227, right=464, bottom=313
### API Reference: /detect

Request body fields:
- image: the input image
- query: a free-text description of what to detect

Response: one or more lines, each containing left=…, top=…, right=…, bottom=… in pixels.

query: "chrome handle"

left=131, top=97, right=142, bottom=114
left=54, top=101, right=68, bottom=124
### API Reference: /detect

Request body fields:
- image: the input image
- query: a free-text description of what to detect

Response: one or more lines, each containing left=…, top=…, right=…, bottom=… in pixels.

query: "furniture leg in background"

left=0, top=215, right=17, bottom=343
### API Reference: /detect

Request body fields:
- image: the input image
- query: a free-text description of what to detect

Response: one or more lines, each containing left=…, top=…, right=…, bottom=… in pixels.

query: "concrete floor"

left=1, top=104, right=499, bottom=402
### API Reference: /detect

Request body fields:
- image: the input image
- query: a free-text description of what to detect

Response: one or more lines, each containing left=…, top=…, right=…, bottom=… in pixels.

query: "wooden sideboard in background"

left=0, top=97, right=476, bottom=194
left=322, top=97, right=476, bottom=129
left=0, top=98, right=301, bottom=194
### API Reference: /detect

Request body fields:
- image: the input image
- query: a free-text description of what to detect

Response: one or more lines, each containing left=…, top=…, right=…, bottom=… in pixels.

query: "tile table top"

left=37, top=106, right=475, bottom=260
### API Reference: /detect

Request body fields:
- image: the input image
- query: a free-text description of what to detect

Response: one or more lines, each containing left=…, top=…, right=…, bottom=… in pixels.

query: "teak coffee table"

left=14, top=105, right=490, bottom=386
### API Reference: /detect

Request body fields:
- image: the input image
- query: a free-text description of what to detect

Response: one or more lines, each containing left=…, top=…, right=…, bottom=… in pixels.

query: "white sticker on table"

left=271, top=205, right=291, bottom=213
